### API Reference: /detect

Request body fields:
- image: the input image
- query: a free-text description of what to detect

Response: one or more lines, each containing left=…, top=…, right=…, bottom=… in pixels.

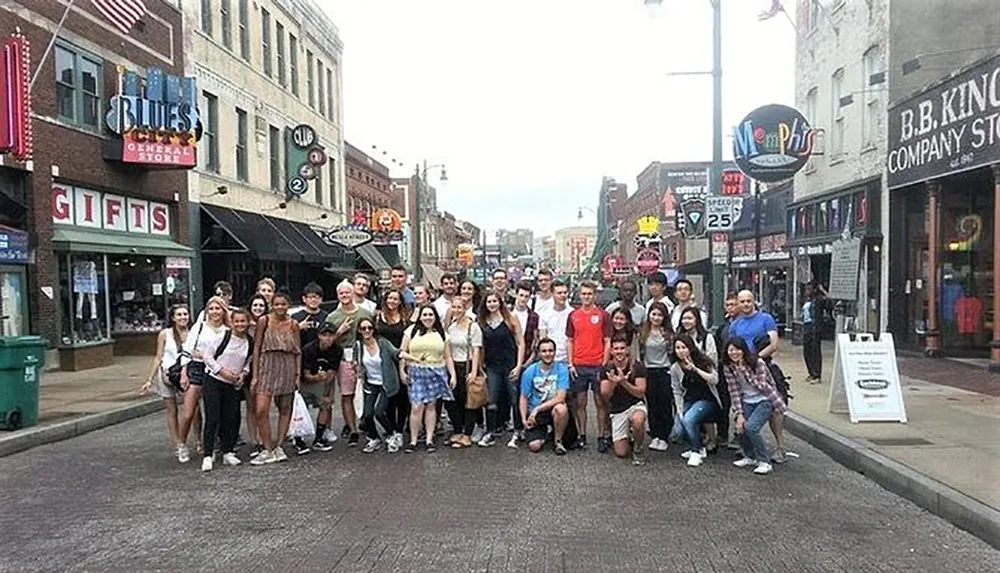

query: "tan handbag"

left=463, top=322, right=488, bottom=409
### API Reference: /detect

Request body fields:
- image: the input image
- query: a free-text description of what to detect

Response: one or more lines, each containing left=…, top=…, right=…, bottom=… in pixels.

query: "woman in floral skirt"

left=400, top=303, right=455, bottom=453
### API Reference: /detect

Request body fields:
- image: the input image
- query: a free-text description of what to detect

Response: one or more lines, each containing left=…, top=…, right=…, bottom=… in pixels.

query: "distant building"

left=496, top=228, right=534, bottom=259
left=554, top=227, right=597, bottom=274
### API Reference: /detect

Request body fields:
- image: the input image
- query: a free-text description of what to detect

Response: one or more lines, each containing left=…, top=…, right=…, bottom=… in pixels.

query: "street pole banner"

left=828, top=333, right=907, bottom=423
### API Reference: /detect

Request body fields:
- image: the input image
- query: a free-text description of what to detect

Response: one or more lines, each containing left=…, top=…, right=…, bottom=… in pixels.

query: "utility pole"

left=709, top=0, right=725, bottom=323
left=413, top=163, right=423, bottom=281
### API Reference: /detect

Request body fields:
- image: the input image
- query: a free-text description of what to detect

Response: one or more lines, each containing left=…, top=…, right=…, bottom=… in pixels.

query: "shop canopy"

left=52, top=227, right=193, bottom=258
left=200, top=204, right=347, bottom=265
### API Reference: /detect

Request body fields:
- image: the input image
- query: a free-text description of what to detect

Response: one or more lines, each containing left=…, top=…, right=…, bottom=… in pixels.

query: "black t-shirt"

left=481, top=319, right=517, bottom=369
left=682, top=369, right=715, bottom=404
left=602, top=360, right=647, bottom=414
left=376, top=316, right=407, bottom=349
left=301, top=340, right=344, bottom=378
left=290, top=308, right=329, bottom=349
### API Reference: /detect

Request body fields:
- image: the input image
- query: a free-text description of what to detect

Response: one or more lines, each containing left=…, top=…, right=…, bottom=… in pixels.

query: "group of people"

left=141, top=264, right=792, bottom=476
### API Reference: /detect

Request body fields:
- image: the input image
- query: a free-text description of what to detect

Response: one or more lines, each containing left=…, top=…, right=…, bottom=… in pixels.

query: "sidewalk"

left=0, top=356, right=160, bottom=456
left=776, top=342, right=1000, bottom=511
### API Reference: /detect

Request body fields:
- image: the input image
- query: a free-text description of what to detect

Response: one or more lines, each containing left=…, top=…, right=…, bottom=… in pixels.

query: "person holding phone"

left=670, top=333, right=720, bottom=468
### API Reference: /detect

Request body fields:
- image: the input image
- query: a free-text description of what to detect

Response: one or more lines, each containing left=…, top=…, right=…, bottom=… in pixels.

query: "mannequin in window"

left=73, top=260, right=99, bottom=320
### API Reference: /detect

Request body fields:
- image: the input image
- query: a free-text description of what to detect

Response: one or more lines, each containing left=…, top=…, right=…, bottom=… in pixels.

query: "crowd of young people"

left=141, top=265, right=791, bottom=476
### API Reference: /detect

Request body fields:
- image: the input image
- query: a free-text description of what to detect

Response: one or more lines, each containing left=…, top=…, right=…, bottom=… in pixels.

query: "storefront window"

left=109, top=255, right=191, bottom=335
left=0, top=268, right=27, bottom=336
left=939, top=173, right=994, bottom=353
left=59, top=254, right=110, bottom=345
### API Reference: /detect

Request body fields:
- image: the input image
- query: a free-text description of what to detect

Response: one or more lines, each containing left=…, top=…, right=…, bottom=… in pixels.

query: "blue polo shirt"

left=728, top=311, right=777, bottom=353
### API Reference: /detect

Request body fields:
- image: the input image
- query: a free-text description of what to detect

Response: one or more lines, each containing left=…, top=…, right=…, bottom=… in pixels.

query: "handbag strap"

left=465, top=320, right=473, bottom=372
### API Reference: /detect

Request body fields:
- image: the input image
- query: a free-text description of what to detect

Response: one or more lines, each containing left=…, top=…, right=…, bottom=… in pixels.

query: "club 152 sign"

left=887, top=54, right=1000, bottom=189
left=732, top=104, right=817, bottom=183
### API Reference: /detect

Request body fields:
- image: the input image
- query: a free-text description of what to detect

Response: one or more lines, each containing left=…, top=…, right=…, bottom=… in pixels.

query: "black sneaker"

left=249, top=444, right=264, bottom=458
left=404, top=442, right=416, bottom=453
left=293, top=437, right=311, bottom=455
left=597, top=436, right=610, bottom=454
left=312, top=437, right=334, bottom=452
left=347, top=432, right=360, bottom=447
left=554, top=441, right=567, bottom=455
left=575, top=435, right=588, bottom=449
left=341, top=424, right=351, bottom=438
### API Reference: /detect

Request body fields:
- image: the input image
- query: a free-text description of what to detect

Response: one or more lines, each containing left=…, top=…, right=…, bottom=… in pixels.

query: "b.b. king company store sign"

left=104, top=67, right=199, bottom=168
left=888, top=54, right=1000, bottom=189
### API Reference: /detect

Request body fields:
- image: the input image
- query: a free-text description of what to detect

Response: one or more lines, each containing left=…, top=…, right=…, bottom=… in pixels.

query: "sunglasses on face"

left=359, top=325, right=374, bottom=331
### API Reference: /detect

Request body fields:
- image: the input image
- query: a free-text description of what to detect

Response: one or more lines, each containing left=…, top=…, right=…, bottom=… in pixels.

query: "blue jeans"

left=740, top=400, right=774, bottom=462
left=486, top=364, right=520, bottom=433
left=680, top=399, right=717, bottom=451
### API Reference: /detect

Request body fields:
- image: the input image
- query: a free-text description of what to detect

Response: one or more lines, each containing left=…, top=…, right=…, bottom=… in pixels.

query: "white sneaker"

left=222, top=453, right=241, bottom=467
left=272, top=447, right=289, bottom=462
left=250, top=449, right=274, bottom=465
left=176, top=444, right=190, bottom=464
left=649, top=438, right=668, bottom=452
left=733, top=457, right=756, bottom=468
left=680, top=449, right=693, bottom=459
left=686, top=452, right=704, bottom=467
left=200, top=456, right=213, bottom=472
left=387, top=433, right=402, bottom=453
left=471, top=426, right=485, bottom=443
left=362, top=438, right=382, bottom=453
left=322, top=428, right=339, bottom=444
left=754, top=462, right=773, bottom=475
left=507, top=434, right=519, bottom=449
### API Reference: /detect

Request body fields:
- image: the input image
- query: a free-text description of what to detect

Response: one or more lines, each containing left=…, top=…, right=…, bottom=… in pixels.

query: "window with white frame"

left=830, top=68, right=844, bottom=158
left=238, top=0, right=249, bottom=61
left=805, top=86, right=818, bottom=170
left=54, top=43, right=102, bottom=131
left=220, top=0, right=232, bottom=50
left=276, top=22, right=286, bottom=87
left=863, top=45, right=884, bottom=148
left=807, top=0, right=821, bottom=30
left=236, top=107, right=248, bottom=182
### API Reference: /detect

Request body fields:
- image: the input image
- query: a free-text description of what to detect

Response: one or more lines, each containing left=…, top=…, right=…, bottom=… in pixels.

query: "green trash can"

left=0, top=336, right=47, bottom=431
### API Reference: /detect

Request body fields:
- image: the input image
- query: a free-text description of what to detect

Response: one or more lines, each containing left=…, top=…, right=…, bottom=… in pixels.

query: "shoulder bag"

left=163, top=328, right=187, bottom=392
left=464, top=321, right=488, bottom=409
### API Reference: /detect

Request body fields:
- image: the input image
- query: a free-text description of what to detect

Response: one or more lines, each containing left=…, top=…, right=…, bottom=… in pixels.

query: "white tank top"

left=160, top=329, right=184, bottom=372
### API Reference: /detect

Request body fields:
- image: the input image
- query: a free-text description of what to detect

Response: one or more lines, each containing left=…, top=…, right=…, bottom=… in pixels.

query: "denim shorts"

left=570, top=365, right=602, bottom=394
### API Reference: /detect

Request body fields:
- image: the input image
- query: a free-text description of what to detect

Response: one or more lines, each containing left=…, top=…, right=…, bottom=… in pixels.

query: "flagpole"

left=29, top=0, right=79, bottom=93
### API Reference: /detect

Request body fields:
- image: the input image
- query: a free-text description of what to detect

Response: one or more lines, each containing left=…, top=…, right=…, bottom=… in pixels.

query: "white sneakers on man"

left=222, top=453, right=241, bottom=467
left=683, top=448, right=707, bottom=467
left=200, top=456, right=213, bottom=472
left=753, top=462, right=773, bottom=475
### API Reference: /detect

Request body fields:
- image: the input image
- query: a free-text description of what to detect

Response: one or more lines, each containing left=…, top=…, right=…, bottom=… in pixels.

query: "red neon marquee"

left=0, top=33, right=32, bottom=161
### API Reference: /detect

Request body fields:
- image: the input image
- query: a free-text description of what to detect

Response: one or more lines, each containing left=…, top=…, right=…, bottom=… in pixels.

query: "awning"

left=374, top=244, right=401, bottom=267
left=356, top=243, right=391, bottom=272
left=52, top=227, right=193, bottom=257
left=420, top=263, right=445, bottom=288
left=201, top=204, right=304, bottom=262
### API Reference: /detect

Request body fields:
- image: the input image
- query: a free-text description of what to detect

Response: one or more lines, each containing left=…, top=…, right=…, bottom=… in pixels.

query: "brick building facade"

left=1, top=1, right=191, bottom=370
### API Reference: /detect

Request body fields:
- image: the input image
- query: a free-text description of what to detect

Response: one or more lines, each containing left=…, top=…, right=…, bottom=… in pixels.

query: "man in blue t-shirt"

left=519, top=338, right=571, bottom=455
left=729, top=290, right=779, bottom=359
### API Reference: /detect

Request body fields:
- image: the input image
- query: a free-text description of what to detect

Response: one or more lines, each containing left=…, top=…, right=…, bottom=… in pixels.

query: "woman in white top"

left=199, top=309, right=254, bottom=472
left=139, top=304, right=198, bottom=462
left=444, top=296, right=484, bottom=448
left=356, top=316, right=420, bottom=453
left=177, top=296, right=230, bottom=464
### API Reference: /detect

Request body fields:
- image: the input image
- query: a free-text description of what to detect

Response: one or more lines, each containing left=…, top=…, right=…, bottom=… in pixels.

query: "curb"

left=0, top=399, right=164, bottom=458
left=785, top=412, right=1000, bottom=551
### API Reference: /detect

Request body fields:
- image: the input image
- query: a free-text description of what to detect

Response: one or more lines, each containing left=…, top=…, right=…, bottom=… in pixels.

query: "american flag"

left=91, top=0, right=147, bottom=35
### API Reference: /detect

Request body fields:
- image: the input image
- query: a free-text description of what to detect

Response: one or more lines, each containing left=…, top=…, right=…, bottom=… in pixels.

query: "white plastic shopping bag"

left=288, top=391, right=316, bottom=438
left=353, top=378, right=364, bottom=420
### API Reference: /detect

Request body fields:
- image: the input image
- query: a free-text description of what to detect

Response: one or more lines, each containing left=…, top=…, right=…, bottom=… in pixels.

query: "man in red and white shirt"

left=566, top=280, right=612, bottom=451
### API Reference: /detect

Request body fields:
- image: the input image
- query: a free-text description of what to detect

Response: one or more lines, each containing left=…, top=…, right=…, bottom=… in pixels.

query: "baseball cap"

left=318, top=323, right=337, bottom=335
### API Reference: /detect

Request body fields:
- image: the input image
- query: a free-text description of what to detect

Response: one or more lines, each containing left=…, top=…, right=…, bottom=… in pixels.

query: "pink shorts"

left=338, top=360, right=358, bottom=396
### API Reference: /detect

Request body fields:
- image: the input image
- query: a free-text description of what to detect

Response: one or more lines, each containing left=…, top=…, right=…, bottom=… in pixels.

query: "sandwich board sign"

left=828, top=332, right=907, bottom=423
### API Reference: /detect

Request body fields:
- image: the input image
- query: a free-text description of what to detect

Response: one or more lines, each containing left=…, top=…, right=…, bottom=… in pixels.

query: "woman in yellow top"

left=400, top=303, right=456, bottom=452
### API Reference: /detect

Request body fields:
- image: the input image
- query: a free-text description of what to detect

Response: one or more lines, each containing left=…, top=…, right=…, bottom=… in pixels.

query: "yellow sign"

left=637, top=216, right=660, bottom=236
left=456, top=244, right=474, bottom=265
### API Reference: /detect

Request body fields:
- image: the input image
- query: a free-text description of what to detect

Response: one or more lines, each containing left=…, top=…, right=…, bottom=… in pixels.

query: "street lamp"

left=645, top=0, right=725, bottom=323
left=414, top=161, right=448, bottom=281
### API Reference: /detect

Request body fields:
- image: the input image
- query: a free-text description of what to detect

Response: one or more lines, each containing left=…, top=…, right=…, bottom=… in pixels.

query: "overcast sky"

left=325, top=0, right=796, bottom=240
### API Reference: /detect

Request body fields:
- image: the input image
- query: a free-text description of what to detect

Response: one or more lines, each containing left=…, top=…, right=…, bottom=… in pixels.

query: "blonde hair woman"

left=177, top=296, right=230, bottom=463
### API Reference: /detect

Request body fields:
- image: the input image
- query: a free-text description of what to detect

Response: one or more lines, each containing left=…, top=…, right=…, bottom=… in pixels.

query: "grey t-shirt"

left=643, top=331, right=672, bottom=368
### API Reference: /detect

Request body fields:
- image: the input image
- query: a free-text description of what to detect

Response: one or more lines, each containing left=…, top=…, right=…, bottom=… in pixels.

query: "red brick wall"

left=1, top=1, right=189, bottom=346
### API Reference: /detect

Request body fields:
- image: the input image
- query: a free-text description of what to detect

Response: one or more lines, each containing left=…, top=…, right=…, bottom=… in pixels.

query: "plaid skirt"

left=407, top=365, right=454, bottom=405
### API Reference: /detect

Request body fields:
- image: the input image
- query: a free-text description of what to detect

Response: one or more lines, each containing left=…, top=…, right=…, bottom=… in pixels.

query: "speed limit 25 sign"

left=705, top=197, right=736, bottom=232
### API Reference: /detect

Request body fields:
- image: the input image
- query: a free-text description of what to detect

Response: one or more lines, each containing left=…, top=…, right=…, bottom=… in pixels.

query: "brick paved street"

left=2, top=414, right=999, bottom=572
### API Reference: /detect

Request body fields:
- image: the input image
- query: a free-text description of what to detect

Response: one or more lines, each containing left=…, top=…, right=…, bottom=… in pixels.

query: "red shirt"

left=566, top=306, right=612, bottom=366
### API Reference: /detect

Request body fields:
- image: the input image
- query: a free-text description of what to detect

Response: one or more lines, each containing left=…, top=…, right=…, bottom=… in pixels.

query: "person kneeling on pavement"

left=295, top=324, right=343, bottom=455
left=519, top=338, right=571, bottom=455
left=600, top=336, right=648, bottom=466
